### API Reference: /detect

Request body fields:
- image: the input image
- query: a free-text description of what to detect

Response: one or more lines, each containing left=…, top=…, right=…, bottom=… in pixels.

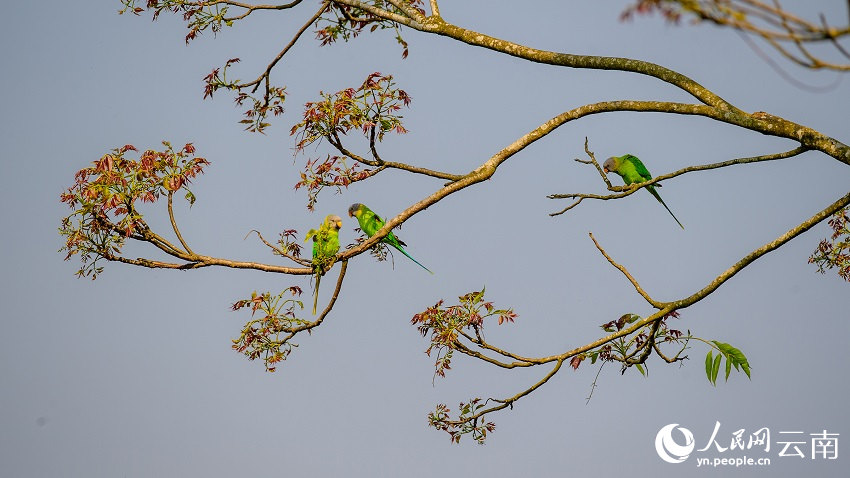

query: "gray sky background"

left=2, top=1, right=849, bottom=476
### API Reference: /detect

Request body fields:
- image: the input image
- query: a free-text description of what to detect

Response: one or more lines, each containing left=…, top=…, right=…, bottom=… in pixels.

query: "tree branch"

left=247, top=1, right=330, bottom=94
left=550, top=145, right=810, bottom=214
left=589, top=233, right=664, bottom=309
left=167, top=192, right=194, bottom=255
left=216, top=0, right=306, bottom=22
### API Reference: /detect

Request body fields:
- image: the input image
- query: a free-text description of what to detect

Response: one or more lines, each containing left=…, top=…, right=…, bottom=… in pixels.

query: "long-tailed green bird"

left=305, top=214, right=342, bottom=315
left=602, top=154, right=684, bottom=229
left=348, top=203, right=433, bottom=274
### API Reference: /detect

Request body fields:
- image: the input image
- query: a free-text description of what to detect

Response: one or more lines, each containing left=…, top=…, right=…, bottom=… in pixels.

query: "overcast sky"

left=2, top=1, right=849, bottom=476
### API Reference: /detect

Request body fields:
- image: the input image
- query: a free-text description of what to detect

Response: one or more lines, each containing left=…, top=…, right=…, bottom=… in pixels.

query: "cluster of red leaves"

left=294, top=155, right=375, bottom=211
left=290, top=72, right=409, bottom=208
left=120, top=0, right=232, bottom=44
left=277, top=229, right=303, bottom=259
left=231, top=287, right=306, bottom=372
left=428, top=399, right=497, bottom=445
left=316, top=1, right=425, bottom=58
left=809, top=207, right=850, bottom=281
left=292, top=72, right=410, bottom=152
left=411, top=289, right=517, bottom=379
left=59, top=142, right=208, bottom=278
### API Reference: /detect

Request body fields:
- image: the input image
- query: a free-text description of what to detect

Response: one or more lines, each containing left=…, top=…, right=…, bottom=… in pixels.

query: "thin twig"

left=590, top=233, right=664, bottom=308
left=248, top=1, right=330, bottom=94
left=167, top=192, right=194, bottom=254
left=549, top=146, right=810, bottom=212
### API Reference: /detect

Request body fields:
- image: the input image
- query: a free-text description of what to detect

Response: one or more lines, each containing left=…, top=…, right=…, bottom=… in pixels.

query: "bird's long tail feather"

left=395, top=245, right=434, bottom=274
left=647, top=186, right=685, bottom=229
left=313, top=272, right=321, bottom=315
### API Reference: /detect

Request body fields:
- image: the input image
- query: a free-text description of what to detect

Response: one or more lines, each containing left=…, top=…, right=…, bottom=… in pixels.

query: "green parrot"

left=348, top=203, right=433, bottom=274
left=602, top=154, right=684, bottom=229
left=305, top=214, right=342, bottom=315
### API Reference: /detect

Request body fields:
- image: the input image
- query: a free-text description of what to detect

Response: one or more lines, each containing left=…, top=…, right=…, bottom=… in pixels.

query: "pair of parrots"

left=305, top=203, right=432, bottom=314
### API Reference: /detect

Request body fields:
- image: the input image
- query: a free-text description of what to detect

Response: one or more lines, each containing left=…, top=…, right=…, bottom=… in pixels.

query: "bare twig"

left=248, top=1, right=330, bottom=95
left=245, top=229, right=312, bottom=267
left=589, top=233, right=664, bottom=308
left=167, top=192, right=194, bottom=254
left=218, top=0, right=305, bottom=22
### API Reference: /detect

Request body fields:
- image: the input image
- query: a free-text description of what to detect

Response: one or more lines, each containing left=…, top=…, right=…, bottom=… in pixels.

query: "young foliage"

left=291, top=72, right=410, bottom=151
left=317, top=0, right=425, bottom=58
left=295, top=155, right=375, bottom=211
left=120, top=0, right=233, bottom=44
left=809, top=207, right=850, bottom=281
left=411, top=288, right=518, bottom=380
left=231, top=288, right=307, bottom=372
left=573, top=311, right=687, bottom=376
left=290, top=72, right=410, bottom=208
left=203, top=58, right=287, bottom=134
left=428, top=399, right=497, bottom=445
left=59, top=142, right=208, bottom=278
left=704, top=341, right=751, bottom=386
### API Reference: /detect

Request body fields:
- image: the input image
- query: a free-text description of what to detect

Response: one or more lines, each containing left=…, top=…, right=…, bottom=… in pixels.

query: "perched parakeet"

left=602, top=154, right=684, bottom=229
left=348, top=203, right=433, bottom=274
left=305, top=214, right=342, bottom=315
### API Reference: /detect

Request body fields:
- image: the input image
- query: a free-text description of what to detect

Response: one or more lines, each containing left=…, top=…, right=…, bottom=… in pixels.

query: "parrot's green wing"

left=606, top=154, right=684, bottom=229
left=348, top=203, right=432, bottom=274
left=622, top=154, right=653, bottom=183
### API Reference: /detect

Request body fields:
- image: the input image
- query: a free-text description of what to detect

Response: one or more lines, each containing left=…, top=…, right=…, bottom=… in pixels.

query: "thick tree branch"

left=331, top=0, right=422, bottom=27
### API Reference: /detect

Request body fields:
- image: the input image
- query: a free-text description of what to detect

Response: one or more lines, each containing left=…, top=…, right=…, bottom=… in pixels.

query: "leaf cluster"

left=203, top=58, right=287, bottom=134
left=411, top=289, right=517, bottom=380
left=295, top=155, right=374, bottom=211
left=704, top=341, right=751, bottom=386
left=291, top=72, right=410, bottom=152
left=586, top=311, right=685, bottom=376
left=120, top=0, right=232, bottom=44
left=317, top=0, right=425, bottom=58
left=59, top=142, right=208, bottom=278
left=428, top=399, right=496, bottom=445
left=809, top=208, right=850, bottom=281
left=231, top=288, right=307, bottom=372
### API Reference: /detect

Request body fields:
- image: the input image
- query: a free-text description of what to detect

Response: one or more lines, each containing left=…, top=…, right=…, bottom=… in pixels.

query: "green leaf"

left=725, top=353, right=732, bottom=382
left=711, top=353, right=722, bottom=386
left=705, top=351, right=713, bottom=383
left=635, top=363, right=646, bottom=377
